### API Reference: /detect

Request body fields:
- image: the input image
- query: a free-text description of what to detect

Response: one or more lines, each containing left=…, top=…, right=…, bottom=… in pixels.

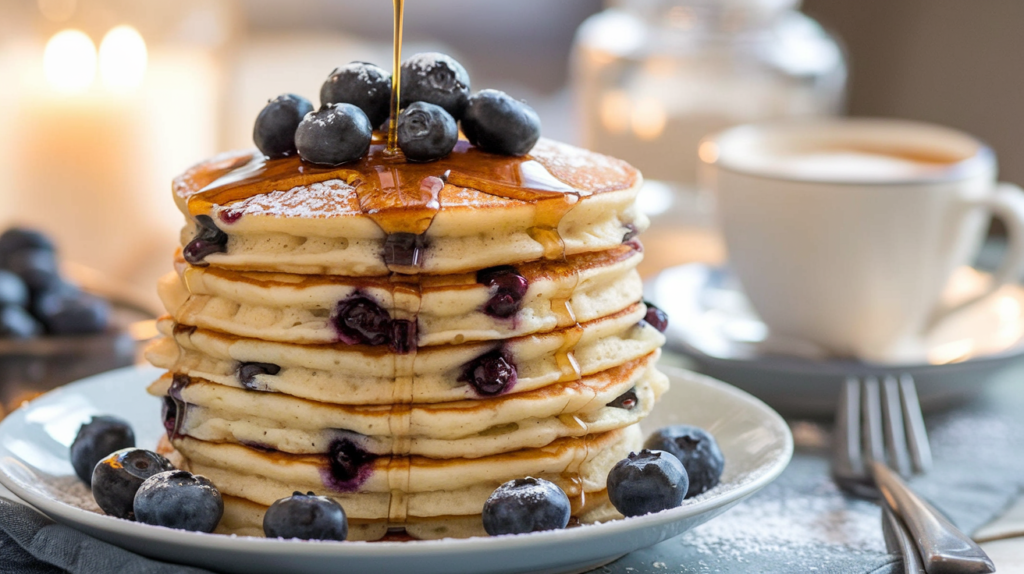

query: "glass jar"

left=573, top=0, right=846, bottom=188
left=572, top=0, right=846, bottom=276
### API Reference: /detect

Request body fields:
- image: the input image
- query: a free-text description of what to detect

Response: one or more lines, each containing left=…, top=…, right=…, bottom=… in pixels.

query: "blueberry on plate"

left=644, top=425, right=724, bottom=498
left=92, top=448, right=175, bottom=520
left=0, top=270, right=29, bottom=307
left=642, top=301, right=669, bottom=333
left=400, top=52, right=471, bottom=120
left=483, top=477, right=570, bottom=536
left=0, top=228, right=54, bottom=267
left=321, top=62, right=391, bottom=128
left=70, top=416, right=135, bottom=486
left=295, top=104, right=372, bottom=166
left=0, top=304, right=42, bottom=339
left=397, top=102, right=458, bottom=162
left=134, top=470, right=223, bottom=533
left=607, top=449, right=687, bottom=517
left=461, top=89, right=541, bottom=157
left=32, top=287, right=109, bottom=335
left=253, top=94, right=314, bottom=159
left=263, top=491, right=348, bottom=541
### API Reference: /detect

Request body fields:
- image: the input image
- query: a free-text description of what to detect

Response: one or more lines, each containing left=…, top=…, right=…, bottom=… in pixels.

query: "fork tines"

left=834, top=375, right=932, bottom=482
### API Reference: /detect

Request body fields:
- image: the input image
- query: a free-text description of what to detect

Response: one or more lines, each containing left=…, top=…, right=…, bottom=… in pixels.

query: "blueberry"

left=389, top=319, right=417, bottom=354
left=477, top=266, right=528, bottom=319
left=332, top=295, right=390, bottom=346
left=607, top=450, right=687, bottom=517
left=383, top=233, right=428, bottom=268
left=4, top=248, right=60, bottom=292
left=253, top=94, right=314, bottom=159
left=264, top=491, right=348, bottom=541
left=0, top=228, right=54, bottom=268
left=644, top=426, right=724, bottom=498
left=460, top=350, right=517, bottom=396
left=622, top=223, right=639, bottom=243
left=607, top=387, right=638, bottom=410
left=397, top=102, right=458, bottom=162
left=134, top=470, right=223, bottom=533
left=237, top=362, right=281, bottom=391
left=295, top=104, right=372, bottom=166
left=92, top=448, right=175, bottom=520
left=482, top=477, right=570, bottom=536
left=183, top=215, right=228, bottom=266
left=642, top=301, right=669, bottom=333
left=70, top=416, right=135, bottom=486
left=0, top=305, right=42, bottom=339
left=161, top=395, right=178, bottom=437
left=0, top=271, right=29, bottom=307
left=321, top=62, right=391, bottom=128
left=33, top=289, right=109, bottom=335
left=461, top=89, right=541, bottom=157
left=400, top=52, right=471, bottom=120
left=327, top=438, right=376, bottom=486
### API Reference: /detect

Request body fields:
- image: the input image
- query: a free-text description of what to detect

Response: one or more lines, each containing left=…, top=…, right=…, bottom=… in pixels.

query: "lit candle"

left=1, top=26, right=220, bottom=308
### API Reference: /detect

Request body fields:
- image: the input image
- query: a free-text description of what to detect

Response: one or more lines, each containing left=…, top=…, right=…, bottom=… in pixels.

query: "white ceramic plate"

left=649, top=263, right=1024, bottom=416
left=0, top=366, right=792, bottom=574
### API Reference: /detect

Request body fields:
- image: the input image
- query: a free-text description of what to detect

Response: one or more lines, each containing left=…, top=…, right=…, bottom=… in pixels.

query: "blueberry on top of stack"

left=254, top=53, right=540, bottom=166
left=0, top=228, right=109, bottom=339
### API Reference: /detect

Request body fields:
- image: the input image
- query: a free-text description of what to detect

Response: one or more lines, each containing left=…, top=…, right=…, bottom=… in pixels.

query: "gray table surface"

left=590, top=360, right=1024, bottom=574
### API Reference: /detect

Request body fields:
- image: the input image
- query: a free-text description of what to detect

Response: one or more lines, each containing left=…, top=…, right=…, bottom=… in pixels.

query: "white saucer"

left=647, top=264, right=1024, bottom=416
left=0, top=366, right=791, bottom=574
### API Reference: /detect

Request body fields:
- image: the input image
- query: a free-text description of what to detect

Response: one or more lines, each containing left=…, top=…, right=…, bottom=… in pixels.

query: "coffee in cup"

left=700, top=118, right=1024, bottom=362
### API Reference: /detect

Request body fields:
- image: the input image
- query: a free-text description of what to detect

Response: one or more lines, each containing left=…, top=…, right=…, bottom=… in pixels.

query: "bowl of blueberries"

left=0, top=227, right=146, bottom=415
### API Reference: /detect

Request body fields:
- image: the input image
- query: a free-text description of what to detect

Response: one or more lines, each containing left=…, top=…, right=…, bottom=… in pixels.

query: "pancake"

left=159, top=240, right=644, bottom=347
left=216, top=491, right=618, bottom=540
left=150, top=359, right=666, bottom=459
left=173, top=139, right=646, bottom=276
left=149, top=350, right=663, bottom=442
left=146, top=303, right=664, bottom=405
left=169, top=424, right=641, bottom=533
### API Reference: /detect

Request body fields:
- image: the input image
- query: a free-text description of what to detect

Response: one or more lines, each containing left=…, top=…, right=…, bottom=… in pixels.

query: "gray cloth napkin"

left=0, top=498, right=213, bottom=574
left=2, top=370, right=1022, bottom=574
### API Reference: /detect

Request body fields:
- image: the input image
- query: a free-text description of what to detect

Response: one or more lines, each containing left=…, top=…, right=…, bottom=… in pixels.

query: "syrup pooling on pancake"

left=186, top=139, right=589, bottom=273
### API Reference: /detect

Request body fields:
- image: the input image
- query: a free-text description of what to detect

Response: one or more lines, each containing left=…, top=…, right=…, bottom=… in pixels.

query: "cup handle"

left=927, top=182, right=1024, bottom=329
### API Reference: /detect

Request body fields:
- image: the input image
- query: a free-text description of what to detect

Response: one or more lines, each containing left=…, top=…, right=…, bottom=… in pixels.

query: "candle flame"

left=44, top=29, right=96, bottom=93
left=99, top=26, right=147, bottom=92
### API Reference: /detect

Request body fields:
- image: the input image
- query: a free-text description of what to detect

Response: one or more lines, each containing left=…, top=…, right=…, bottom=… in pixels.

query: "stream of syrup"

left=387, top=0, right=405, bottom=155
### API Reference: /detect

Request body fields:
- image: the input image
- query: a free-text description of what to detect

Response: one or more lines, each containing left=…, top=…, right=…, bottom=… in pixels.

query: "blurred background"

left=1, top=0, right=1023, bottom=307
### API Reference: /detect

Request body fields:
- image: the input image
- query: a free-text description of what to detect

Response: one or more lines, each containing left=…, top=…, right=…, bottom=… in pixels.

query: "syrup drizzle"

left=387, top=0, right=405, bottom=155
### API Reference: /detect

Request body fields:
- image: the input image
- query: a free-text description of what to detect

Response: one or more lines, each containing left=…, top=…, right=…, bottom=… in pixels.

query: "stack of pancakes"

left=147, top=137, right=668, bottom=540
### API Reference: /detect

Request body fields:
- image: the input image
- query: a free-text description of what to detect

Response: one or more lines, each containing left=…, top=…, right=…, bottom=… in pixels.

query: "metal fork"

left=832, top=375, right=995, bottom=574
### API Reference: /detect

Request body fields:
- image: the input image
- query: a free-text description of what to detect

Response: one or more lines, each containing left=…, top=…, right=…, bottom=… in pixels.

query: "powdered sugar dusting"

left=531, top=139, right=639, bottom=193
left=219, top=179, right=360, bottom=219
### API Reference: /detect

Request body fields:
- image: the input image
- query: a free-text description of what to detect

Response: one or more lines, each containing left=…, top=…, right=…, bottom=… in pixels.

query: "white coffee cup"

left=699, top=118, right=1024, bottom=362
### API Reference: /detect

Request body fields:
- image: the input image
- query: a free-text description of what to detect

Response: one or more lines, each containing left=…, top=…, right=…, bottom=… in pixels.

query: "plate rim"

left=0, top=365, right=793, bottom=560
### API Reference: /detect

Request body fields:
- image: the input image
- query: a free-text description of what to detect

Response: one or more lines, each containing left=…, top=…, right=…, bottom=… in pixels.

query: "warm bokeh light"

left=99, top=26, right=148, bottom=92
left=698, top=140, right=720, bottom=164
left=43, top=29, right=96, bottom=93
left=599, top=90, right=630, bottom=135
left=631, top=97, right=667, bottom=141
